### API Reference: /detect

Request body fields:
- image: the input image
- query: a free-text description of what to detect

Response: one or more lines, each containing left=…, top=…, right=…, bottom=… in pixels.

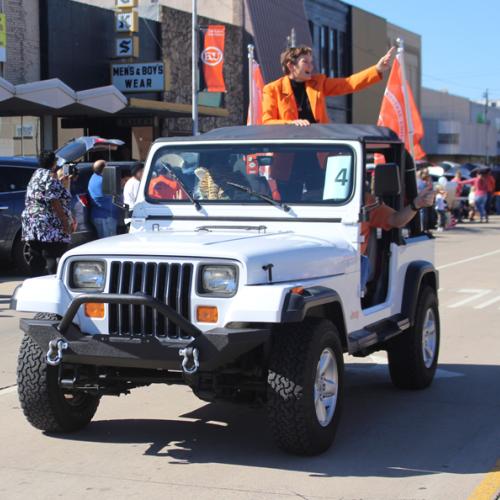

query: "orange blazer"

left=262, top=66, right=382, bottom=124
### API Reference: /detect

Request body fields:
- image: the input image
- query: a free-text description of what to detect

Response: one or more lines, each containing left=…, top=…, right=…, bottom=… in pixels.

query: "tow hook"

left=179, top=347, right=200, bottom=374
left=46, top=339, right=68, bottom=366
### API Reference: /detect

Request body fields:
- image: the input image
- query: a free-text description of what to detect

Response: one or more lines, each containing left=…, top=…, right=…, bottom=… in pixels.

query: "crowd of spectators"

left=416, top=164, right=499, bottom=231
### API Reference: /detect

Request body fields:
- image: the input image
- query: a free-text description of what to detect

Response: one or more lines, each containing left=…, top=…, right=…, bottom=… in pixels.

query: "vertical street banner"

left=378, top=56, right=426, bottom=160
left=200, top=25, right=226, bottom=92
left=0, top=14, right=6, bottom=63
left=247, top=61, right=265, bottom=125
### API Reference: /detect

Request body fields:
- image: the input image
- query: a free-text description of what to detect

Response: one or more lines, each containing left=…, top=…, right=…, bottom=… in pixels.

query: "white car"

left=12, top=124, right=440, bottom=455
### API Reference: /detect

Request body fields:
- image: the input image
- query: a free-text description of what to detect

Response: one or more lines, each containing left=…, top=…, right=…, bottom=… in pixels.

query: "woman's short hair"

left=280, top=45, right=313, bottom=75
left=38, top=150, right=57, bottom=170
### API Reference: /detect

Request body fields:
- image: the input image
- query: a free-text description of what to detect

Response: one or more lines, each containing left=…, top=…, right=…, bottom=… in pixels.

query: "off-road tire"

left=388, top=286, right=440, bottom=389
left=267, top=318, right=344, bottom=455
left=17, top=313, right=100, bottom=432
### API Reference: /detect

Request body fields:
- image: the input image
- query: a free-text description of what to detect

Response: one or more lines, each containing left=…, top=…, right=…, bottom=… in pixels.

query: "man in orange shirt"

left=262, top=45, right=394, bottom=126
left=360, top=186, right=435, bottom=291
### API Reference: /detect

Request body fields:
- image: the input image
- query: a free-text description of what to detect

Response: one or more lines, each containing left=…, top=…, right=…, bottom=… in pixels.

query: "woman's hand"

left=376, top=47, right=395, bottom=74
left=291, top=119, right=311, bottom=127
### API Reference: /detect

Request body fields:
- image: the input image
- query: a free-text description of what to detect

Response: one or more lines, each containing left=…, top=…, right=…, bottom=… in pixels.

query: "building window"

left=309, top=22, right=347, bottom=77
left=438, top=133, right=459, bottom=145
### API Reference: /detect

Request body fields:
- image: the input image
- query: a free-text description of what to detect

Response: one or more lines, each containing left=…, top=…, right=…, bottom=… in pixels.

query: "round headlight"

left=200, top=265, right=237, bottom=296
left=71, top=261, right=105, bottom=291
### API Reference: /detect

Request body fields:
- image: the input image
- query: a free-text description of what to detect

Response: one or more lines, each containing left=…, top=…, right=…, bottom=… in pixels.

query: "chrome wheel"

left=314, top=348, right=338, bottom=427
left=422, top=308, right=437, bottom=368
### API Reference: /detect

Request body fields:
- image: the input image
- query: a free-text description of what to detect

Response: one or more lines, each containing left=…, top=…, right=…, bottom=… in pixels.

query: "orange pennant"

left=377, top=56, right=426, bottom=160
left=247, top=61, right=265, bottom=125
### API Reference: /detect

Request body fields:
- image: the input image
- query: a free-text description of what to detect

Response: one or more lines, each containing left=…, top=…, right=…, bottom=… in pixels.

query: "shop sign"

left=115, top=37, right=139, bottom=58
left=115, top=0, right=138, bottom=8
left=0, top=14, right=6, bottom=62
left=112, top=62, right=164, bottom=92
left=116, top=11, right=139, bottom=33
left=15, top=124, right=34, bottom=138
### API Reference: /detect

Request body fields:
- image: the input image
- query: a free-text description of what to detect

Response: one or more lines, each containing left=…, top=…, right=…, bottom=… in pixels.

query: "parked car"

left=0, top=157, right=39, bottom=274
left=0, top=137, right=130, bottom=275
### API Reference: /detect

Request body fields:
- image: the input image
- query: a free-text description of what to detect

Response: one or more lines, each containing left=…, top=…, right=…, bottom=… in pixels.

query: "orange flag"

left=377, top=56, right=426, bottom=160
left=247, top=60, right=265, bottom=125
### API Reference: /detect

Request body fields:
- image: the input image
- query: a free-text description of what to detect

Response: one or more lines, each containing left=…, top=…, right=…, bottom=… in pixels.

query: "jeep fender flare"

left=281, top=286, right=344, bottom=322
left=401, top=260, right=439, bottom=327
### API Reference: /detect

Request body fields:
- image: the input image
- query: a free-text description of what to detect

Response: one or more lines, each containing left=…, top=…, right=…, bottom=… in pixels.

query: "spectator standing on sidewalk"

left=458, top=170, right=489, bottom=223
left=21, top=151, right=73, bottom=275
left=417, top=168, right=435, bottom=229
left=485, top=168, right=496, bottom=218
left=88, top=159, right=117, bottom=238
left=435, top=187, right=447, bottom=232
left=123, top=163, right=144, bottom=213
left=451, top=170, right=465, bottom=223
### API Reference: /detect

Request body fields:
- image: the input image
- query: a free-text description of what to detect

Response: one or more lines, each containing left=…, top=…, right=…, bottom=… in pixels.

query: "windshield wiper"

left=160, top=162, right=203, bottom=212
left=225, top=181, right=291, bottom=212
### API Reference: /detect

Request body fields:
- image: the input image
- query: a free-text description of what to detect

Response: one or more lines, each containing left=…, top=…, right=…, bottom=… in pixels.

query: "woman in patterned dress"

left=21, top=151, right=74, bottom=275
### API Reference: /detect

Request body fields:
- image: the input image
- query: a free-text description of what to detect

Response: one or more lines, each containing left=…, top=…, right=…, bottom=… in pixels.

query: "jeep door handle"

left=0, top=206, right=9, bottom=210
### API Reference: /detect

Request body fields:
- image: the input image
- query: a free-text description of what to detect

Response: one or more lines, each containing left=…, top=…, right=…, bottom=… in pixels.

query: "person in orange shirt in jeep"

left=262, top=45, right=395, bottom=126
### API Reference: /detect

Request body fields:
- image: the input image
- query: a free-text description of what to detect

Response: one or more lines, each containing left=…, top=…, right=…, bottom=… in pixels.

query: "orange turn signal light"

left=197, top=306, right=218, bottom=323
left=84, top=302, right=105, bottom=319
left=291, top=286, right=305, bottom=295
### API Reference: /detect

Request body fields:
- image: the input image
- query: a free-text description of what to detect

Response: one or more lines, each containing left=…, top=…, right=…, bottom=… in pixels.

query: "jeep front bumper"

left=20, top=293, right=270, bottom=373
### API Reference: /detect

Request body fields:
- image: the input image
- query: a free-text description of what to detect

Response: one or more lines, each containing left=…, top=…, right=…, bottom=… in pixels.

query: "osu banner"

left=200, top=25, right=226, bottom=92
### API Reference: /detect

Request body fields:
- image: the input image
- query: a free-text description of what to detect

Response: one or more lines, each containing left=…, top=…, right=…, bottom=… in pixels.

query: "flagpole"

left=396, top=37, right=415, bottom=159
left=247, top=44, right=255, bottom=125
left=192, top=0, right=199, bottom=135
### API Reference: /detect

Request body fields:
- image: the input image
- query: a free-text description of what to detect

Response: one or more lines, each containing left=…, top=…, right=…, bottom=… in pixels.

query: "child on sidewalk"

left=435, top=188, right=447, bottom=232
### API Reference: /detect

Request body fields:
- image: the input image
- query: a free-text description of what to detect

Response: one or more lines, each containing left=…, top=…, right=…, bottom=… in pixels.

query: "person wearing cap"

left=123, top=163, right=144, bottom=212
left=262, top=45, right=394, bottom=126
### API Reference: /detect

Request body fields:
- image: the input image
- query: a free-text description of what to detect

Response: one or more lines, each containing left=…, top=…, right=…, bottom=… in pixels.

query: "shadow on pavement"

left=49, top=362, right=500, bottom=478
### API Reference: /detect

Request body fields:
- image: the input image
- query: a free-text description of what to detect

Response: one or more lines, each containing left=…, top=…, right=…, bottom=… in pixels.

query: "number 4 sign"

left=323, top=155, right=352, bottom=201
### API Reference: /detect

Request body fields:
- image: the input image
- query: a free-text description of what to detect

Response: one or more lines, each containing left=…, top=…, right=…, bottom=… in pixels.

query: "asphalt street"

left=0, top=218, right=499, bottom=500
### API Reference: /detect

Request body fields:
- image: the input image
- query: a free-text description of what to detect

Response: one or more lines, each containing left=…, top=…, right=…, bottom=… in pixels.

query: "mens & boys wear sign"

left=111, top=62, right=164, bottom=92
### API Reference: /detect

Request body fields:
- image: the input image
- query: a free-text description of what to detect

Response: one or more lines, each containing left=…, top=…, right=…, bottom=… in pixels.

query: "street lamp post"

left=192, top=0, right=199, bottom=135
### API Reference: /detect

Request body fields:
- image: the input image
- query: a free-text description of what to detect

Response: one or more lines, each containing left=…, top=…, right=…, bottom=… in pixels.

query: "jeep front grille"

left=108, top=261, right=193, bottom=339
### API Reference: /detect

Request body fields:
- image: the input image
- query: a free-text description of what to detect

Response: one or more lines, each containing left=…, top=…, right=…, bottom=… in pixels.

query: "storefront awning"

left=0, top=77, right=227, bottom=118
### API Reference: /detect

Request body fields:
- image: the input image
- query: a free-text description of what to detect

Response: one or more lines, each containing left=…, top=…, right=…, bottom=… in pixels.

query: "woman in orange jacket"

left=262, top=45, right=394, bottom=126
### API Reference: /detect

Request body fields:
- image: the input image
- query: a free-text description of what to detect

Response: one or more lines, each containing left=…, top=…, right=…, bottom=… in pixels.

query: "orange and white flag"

left=247, top=60, right=265, bottom=125
left=377, top=56, right=426, bottom=160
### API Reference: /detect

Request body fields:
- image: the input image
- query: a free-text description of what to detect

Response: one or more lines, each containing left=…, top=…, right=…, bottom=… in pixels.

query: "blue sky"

left=345, top=1, right=499, bottom=102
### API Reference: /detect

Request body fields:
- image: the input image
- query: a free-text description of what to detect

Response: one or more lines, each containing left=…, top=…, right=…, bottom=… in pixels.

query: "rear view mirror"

left=102, top=166, right=122, bottom=196
left=374, top=163, right=401, bottom=197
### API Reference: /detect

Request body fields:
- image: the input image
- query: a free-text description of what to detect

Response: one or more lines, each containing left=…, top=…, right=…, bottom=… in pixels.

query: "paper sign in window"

left=323, top=156, right=352, bottom=200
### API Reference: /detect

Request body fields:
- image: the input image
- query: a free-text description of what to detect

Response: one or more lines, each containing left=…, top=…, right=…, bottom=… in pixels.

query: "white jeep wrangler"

left=13, top=124, right=439, bottom=455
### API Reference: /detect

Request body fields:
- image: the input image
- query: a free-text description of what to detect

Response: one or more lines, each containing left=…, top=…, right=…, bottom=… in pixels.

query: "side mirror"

left=374, top=163, right=401, bottom=197
left=102, top=166, right=122, bottom=196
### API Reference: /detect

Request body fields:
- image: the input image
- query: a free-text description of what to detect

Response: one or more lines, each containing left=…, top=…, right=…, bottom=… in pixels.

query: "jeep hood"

left=63, top=229, right=356, bottom=284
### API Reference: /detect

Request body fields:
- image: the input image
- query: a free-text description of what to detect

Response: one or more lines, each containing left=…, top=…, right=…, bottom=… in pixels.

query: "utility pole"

left=192, top=0, right=199, bottom=135
left=483, top=89, right=489, bottom=165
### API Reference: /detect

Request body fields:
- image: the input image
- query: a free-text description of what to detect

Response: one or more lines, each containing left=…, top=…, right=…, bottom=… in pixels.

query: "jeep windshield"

left=145, top=144, right=354, bottom=206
